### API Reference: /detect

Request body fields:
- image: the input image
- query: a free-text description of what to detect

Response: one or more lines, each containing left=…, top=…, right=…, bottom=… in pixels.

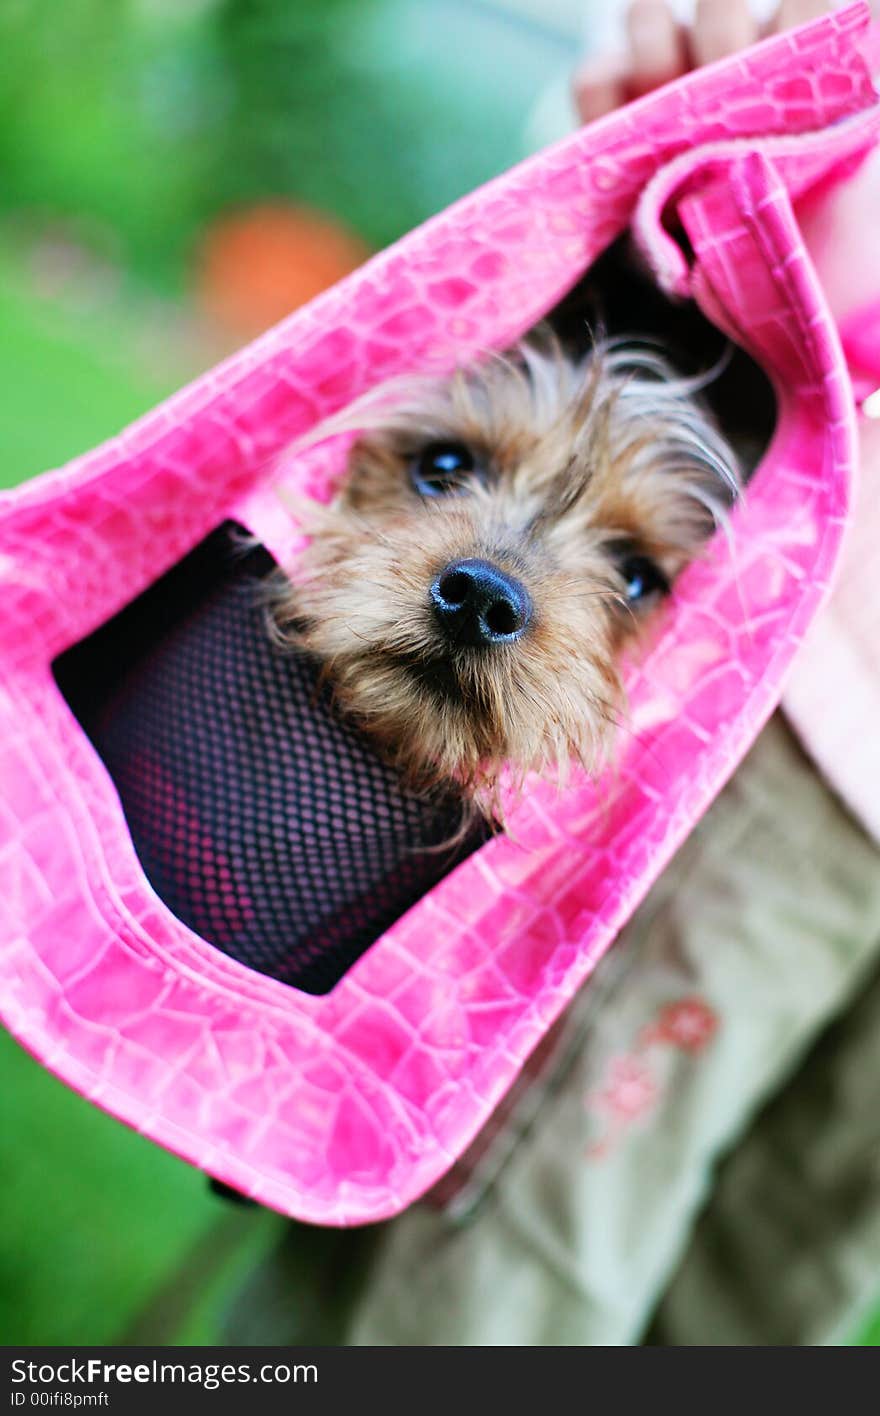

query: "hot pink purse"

left=2, top=4, right=878, bottom=1225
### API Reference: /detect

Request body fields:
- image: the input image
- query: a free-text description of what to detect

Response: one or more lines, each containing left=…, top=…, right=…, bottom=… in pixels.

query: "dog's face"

left=276, top=342, right=737, bottom=811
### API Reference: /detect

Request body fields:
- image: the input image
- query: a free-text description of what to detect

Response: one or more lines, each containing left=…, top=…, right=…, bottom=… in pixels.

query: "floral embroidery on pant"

left=585, top=996, right=719, bottom=1160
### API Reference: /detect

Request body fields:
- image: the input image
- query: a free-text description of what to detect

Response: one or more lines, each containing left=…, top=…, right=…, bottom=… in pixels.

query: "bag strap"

left=633, top=100, right=880, bottom=428
left=862, top=16, right=880, bottom=73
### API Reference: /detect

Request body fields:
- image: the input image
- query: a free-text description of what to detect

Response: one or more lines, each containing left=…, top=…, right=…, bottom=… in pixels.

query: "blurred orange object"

left=195, top=202, right=371, bottom=339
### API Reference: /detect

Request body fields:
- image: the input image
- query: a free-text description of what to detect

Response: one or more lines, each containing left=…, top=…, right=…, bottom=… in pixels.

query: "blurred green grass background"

left=1, top=0, right=878, bottom=1346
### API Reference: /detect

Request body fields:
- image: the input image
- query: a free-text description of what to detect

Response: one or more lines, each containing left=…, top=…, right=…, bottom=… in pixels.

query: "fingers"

left=625, top=0, right=688, bottom=96
left=573, top=55, right=628, bottom=124
left=573, top=0, right=835, bottom=128
left=690, top=0, right=760, bottom=68
left=771, top=0, right=832, bottom=36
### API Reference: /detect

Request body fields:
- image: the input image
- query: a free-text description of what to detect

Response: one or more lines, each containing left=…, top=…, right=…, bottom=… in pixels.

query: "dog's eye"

left=411, top=441, right=478, bottom=497
left=618, top=554, right=670, bottom=605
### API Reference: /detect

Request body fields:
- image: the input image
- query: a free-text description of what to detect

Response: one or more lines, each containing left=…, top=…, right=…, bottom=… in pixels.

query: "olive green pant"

left=225, top=715, right=880, bottom=1345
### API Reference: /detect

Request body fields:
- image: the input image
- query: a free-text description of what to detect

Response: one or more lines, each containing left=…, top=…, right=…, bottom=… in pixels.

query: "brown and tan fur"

left=272, top=338, right=738, bottom=817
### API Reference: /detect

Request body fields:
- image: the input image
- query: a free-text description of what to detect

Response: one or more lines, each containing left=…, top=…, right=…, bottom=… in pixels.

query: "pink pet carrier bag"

left=2, top=6, right=879, bottom=1224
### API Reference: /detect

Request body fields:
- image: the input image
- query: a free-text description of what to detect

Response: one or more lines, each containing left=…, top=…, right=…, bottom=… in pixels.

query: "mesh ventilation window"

left=53, top=524, right=489, bottom=995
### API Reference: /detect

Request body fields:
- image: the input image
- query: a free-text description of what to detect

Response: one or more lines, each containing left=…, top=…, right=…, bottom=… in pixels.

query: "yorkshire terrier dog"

left=273, top=338, right=739, bottom=818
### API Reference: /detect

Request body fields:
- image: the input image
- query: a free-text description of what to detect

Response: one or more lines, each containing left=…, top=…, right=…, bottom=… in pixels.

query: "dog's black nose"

left=430, top=558, right=532, bottom=647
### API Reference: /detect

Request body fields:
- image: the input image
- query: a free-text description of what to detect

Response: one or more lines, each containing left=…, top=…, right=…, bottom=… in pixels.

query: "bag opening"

left=52, top=523, right=489, bottom=996
left=51, top=236, right=776, bottom=998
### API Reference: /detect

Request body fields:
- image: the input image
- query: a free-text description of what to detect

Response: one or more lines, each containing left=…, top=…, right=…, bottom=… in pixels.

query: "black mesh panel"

left=53, top=523, right=489, bottom=995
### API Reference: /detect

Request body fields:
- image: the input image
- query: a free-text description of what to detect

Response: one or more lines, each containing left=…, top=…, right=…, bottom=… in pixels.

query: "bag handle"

left=862, top=15, right=880, bottom=72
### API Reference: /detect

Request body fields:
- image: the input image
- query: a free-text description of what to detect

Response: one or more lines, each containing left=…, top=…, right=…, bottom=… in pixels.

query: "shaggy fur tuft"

left=272, top=337, right=739, bottom=817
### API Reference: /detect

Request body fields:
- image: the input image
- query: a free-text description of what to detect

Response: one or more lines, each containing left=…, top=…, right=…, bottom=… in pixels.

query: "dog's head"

left=275, top=340, right=738, bottom=811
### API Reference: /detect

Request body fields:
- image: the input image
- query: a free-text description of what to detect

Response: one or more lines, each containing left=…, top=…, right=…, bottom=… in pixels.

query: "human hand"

left=573, top=0, right=832, bottom=122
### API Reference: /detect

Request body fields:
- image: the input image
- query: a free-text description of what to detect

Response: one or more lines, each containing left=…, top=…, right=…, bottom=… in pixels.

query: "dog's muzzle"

left=430, top=558, right=532, bottom=648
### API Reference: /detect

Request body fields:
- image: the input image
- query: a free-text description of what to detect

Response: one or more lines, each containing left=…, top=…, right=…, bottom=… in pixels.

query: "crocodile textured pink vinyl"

left=1, top=6, right=878, bottom=1224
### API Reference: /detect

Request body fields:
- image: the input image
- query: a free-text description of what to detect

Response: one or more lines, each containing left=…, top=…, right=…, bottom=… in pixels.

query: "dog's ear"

left=599, top=345, right=741, bottom=555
